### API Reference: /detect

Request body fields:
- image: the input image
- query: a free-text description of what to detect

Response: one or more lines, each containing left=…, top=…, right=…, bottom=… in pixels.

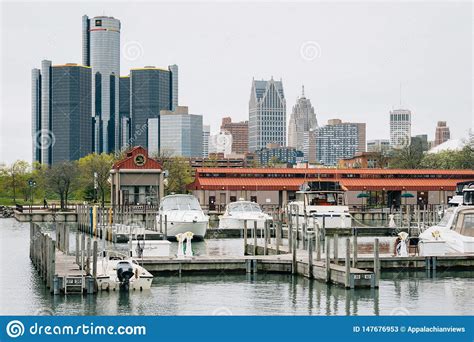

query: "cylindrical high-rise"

left=83, top=15, right=120, bottom=153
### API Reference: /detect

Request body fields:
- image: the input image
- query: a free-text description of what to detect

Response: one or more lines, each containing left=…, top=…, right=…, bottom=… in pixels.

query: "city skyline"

left=1, top=1, right=472, bottom=163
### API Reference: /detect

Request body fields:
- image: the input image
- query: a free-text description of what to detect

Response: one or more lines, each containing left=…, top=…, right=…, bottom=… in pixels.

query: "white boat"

left=157, top=194, right=209, bottom=240
left=219, top=200, right=272, bottom=229
left=288, top=181, right=351, bottom=229
left=419, top=187, right=474, bottom=255
left=95, top=253, right=154, bottom=292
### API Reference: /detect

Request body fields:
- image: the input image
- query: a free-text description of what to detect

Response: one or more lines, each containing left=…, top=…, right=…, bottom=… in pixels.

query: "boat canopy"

left=161, top=195, right=201, bottom=211
left=228, top=201, right=262, bottom=213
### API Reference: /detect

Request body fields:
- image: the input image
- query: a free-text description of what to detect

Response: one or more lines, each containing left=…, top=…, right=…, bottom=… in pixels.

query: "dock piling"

left=333, top=234, right=339, bottom=265
left=253, top=220, right=257, bottom=256
left=325, top=237, right=331, bottom=283
left=243, top=220, right=248, bottom=255
left=308, top=231, right=313, bottom=278
left=352, top=233, right=358, bottom=268
left=345, top=238, right=351, bottom=288
left=374, top=238, right=380, bottom=288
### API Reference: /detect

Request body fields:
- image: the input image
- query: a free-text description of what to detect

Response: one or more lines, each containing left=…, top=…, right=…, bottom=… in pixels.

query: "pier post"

left=75, top=232, right=79, bottom=266
left=292, top=228, right=297, bottom=275
left=308, top=231, right=313, bottom=278
left=352, top=232, right=358, bottom=268
left=276, top=221, right=281, bottom=254
left=243, top=220, right=248, bottom=255
left=92, top=240, right=98, bottom=291
left=253, top=220, right=258, bottom=256
left=264, top=220, right=268, bottom=255
left=86, top=236, right=91, bottom=274
left=374, top=238, right=380, bottom=288
left=316, top=224, right=321, bottom=261
left=164, top=215, right=168, bottom=240
left=345, top=238, right=351, bottom=288
left=159, top=214, right=163, bottom=234
left=302, top=222, right=307, bottom=250
left=325, top=237, right=331, bottom=283
left=49, top=236, right=55, bottom=292
left=288, top=206, right=293, bottom=253
left=333, top=234, right=339, bottom=265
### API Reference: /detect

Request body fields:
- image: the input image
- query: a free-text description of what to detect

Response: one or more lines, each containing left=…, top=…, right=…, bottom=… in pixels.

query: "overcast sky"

left=1, top=0, right=472, bottom=164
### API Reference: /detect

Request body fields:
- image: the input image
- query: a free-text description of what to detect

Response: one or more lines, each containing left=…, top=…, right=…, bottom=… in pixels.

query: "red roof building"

left=110, top=146, right=164, bottom=205
left=187, top=167, right=474, bottom=210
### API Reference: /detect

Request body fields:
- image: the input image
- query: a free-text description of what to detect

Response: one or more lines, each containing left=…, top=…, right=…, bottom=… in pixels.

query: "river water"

left=1, top=219, right=473, bottom=316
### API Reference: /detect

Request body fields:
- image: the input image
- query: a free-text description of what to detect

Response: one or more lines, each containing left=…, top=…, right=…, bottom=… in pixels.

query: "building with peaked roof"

left=248, top=78, right=286, bottom=152
left=110, top=146, right=164, bottom=205
left=434, top=121, right=451, bottom=147
left=187, top=167, right=474, bottom=209
left=288, top=86, right=317, bottom=162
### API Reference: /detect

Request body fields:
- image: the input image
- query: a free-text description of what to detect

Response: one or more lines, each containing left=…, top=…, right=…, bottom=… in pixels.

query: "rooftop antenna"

left=399, top=82, right=402, bottom=108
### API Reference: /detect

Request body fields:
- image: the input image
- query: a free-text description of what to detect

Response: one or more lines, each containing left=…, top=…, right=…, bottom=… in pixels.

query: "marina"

left=1, top=218, right=474, bottom=316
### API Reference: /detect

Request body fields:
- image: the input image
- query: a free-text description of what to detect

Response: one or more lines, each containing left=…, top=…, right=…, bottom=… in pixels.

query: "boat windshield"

left=305, top=193, right=338, bottom=206
left=161, top=196, right=201, bottom=211
left=228, top=202, right=262, bottom=213
left=438, top=209, right=454, bottom=227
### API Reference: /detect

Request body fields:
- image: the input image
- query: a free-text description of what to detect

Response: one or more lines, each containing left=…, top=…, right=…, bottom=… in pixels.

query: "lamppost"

left=27, top=178, right=37, bottom=213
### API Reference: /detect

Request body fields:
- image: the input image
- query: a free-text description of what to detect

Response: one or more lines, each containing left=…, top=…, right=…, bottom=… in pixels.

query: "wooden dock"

left=30, top=223, right=97, bottom=295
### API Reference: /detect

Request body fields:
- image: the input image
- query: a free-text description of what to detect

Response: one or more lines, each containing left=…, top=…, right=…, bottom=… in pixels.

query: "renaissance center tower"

left=82, top=15, right=121, bottom=153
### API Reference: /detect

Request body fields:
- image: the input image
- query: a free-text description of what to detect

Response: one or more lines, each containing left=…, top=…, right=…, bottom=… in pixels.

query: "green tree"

left=78, top=153, right=115, bottom=207
left=3, top=160, right=30, bottom=203
left=160, top=156, right=193, bottom=195
left=390, top=143, right=424, bottom=169
left=46, top=161, right=79, bottom=209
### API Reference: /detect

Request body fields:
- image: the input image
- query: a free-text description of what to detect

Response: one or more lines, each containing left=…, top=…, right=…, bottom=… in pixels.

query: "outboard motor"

left=116, top=261, right=134, bottom=291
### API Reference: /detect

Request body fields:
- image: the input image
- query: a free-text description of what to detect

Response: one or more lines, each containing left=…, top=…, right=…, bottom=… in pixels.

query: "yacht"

left=219, top=199, right=272, bottom=229
left=419, top=186, right=474, bottom=255
left=288, top=181, right=351, bottom=229
left=157, top=194, right=209, bottom=240
left=95, top=252, right=153, bottom=292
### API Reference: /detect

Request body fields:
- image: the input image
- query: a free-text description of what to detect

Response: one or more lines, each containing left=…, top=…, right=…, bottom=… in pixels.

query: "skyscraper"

left=220, top=117, right=249, bottom=155
left=82, top=15, right=121, bottom=154
left=248, top=78, right=286, bottom=152
left=119, top=76, right=130, bottom=149
left=202, top=125, right=210, bottom=158
left=31, top=68, right=41, bottom=163
left=160, top=106, right=203, bottom=157
left=434, top=121, right=451, bottom=146
left=129, top=66, right=173, bottom=151
left=288, top=86, right=318, bottom=161
left=168, top=64, right=179, bottom=111
left=315, top=119, right=366, bottom=166
left=32, top=61, right=92, bottom=165
left=390, top=108, right=412, bottom=148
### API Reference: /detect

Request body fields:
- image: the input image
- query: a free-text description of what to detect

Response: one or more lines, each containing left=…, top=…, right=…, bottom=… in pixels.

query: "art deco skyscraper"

left=83, top=15, right=121, bottom=153
left=434, top=121, right=451, bottom=146
left=389, top=108, right=412, bottom=148
left=288, top=86, right=318, bottom=156
left=248, top=78, right=286, bottom=152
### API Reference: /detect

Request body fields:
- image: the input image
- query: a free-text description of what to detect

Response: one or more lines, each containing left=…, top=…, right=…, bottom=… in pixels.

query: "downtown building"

left=248, top=78, right=286, bottom=152
left=82, top=15, right=121, bottom=154
left=32, top=62, right=92, bottom=165
left=220, top=117, right=249, bottom=155
left=126, top=66, right=177, bottom=153
left=287, top=86, right=318, bottom=163
left=202, top=125, right=210, bottom=157
left=159, top=106, right=203, bottom=157
left=389, top=108, right=412, bottom=148
left=367, top=139, right=390, bottom=153
left=315, top=119, right=366, bottom=166
left=434, top=121, right=451, bottom=147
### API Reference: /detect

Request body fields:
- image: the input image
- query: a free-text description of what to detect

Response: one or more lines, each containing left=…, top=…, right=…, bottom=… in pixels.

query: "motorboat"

left=219, top=199, right=272, bottom=229
left=157, top=194, right=209, bottom=240
left=288, top=181, right=351, bottom=229
left=419, top=186, right=474, bottom=255
left=95, top=252, right=154, bottom=292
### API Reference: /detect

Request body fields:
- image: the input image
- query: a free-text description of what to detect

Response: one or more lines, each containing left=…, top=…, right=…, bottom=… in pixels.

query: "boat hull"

left=165, top=221, right=208, bottom=239
left=219, top=217, right=269, bottom=229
